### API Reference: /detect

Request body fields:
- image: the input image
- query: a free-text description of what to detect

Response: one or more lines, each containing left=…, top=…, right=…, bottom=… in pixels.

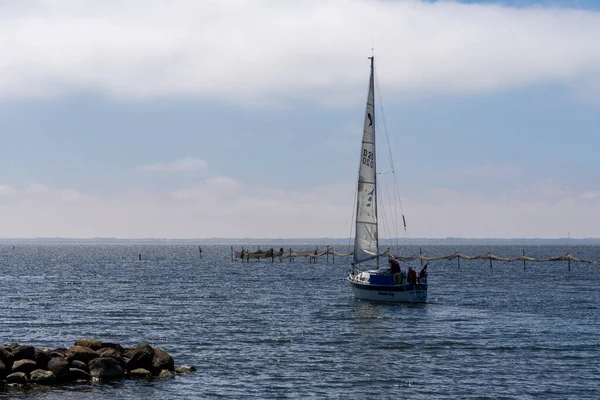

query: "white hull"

left=348, top=271, right=427, bottom=303
left=350, top=282, right=427, bottom=303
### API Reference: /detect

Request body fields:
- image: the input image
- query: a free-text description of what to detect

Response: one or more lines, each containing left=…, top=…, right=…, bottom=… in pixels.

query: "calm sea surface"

left=0, top=243, right=599, bottom=399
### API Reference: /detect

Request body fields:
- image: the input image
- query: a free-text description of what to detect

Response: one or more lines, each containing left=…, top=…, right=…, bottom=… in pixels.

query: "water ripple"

left=0, top=244, right=599, bottom=398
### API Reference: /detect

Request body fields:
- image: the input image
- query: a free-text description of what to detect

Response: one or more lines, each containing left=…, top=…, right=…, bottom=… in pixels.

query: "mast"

left=371, top=56, right=379, bottom=270
left=353, top=56, right=379, bottom=267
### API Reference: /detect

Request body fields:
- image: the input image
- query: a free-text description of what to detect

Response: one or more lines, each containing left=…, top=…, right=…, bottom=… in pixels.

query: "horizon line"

left=0, top=236, right=598, bottom=242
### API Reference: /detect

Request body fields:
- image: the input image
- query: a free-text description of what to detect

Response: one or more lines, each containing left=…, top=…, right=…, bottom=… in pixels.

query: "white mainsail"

left=353, top=57, right=378, bottom=265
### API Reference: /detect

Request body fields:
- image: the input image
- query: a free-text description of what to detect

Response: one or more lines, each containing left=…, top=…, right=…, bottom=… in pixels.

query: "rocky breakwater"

left=0, top=339, right=195, bottom=386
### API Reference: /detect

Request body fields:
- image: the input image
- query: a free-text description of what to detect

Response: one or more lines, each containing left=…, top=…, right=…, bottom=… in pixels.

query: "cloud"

left=581, top=190, right=600, bottom=199
left=0, top=179, right=599, bottom=239
left=441, top=164, right=523, bottom=182
left=137, top=157, right=207, bottom=172
left=0, top=184, right=18, bottom=196
left=25, top=183, right=49, bottom=194
left=0, top=1, right=599, bottom=105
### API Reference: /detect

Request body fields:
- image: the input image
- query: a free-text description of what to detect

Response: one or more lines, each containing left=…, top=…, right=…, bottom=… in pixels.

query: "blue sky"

left=1, top=0, right=599, bottom=239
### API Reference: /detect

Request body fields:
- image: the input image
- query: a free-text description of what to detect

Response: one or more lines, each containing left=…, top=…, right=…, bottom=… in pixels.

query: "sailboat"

left=347, top=56, right=428, bottom=303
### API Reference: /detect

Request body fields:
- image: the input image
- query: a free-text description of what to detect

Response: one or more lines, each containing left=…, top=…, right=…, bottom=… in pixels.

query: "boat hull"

left=349, top=279, right=427, bottom=303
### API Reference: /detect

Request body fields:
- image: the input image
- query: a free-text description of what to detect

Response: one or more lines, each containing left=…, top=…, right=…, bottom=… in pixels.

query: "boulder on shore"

left=74, top=338, right=103, bottom=350
left=67, top=345, right=99, bottom=364
left=129, top=368, right=152, bottom=379
left=0, top=339, right=194, bottom=387
left=125, top=344, right=154, bottom=372
left=175, top=365, right=196, bottom=374
left=13, top=345, right=35, bottom=361
left=30, top=369, right=57, bottom=385
left=47, top=356, right=70, bottom=381
left=89, top=357, right=125, bottom=381
left=68, top=368, right=91, bottom=382
left=11, top=359, right=37, bottom=375
left=6, top=372, right=28, bottom=384
left=152, top=347, right=175, bottom=373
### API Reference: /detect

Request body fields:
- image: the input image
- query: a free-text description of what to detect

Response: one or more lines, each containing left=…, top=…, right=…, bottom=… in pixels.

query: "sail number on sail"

left=362, top=149, right=374, bottom=168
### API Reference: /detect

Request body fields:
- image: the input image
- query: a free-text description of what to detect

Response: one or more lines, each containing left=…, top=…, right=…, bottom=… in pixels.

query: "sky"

left=1, top=0, right=599, bottom=239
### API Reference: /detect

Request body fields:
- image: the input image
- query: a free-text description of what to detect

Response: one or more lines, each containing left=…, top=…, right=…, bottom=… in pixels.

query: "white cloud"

left=0, top=1, right=599, bottom=105
left=58, top=188, right=86, bottom=204
left=25, top=183, right=49, bottom=194
left=581, top=190, right=600, bottom=199
left=137, top=157, right=207, bottom=172
left=0, top=179, right=599, bottom=239
left=0, top=184, right=18, bottom=196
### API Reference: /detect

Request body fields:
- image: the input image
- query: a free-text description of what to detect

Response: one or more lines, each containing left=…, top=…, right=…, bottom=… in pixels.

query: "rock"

left=6, top=372, right=28, bottom=384
left=175, top=365, right=196, bottom=374
left=30, top=369, right=56, bottom=385
left=70, top=360, right=89, bottom=372
left=4, top=343, right=19, bottom=352
left=67, top=345, right=99, bottom=363
left=122, top=347, right=135, bottom=359
left=158, top=369, right=175, bottom=379
left=68, top=368, right=91, bottom=382
left=152, top=348, right=174, bottom=374
left=11, top=359, right=37, bottom=375
left=100, top=342, right=124, bottom=353
left=50, top=348, right=68, bottom=358
left=98, top=348, right=125, bottom=367
left=12, top=345, right=35, bottom=361
left=89, top=357, right=125, bottom=381
left=128, top=368, right=152, bottom=379
left=34, top=348, right=51, bottom=370
left=125, top=344, right=154, bottom=371
left=0, top=346, right=14, bottom=367
left=74, top=338, right=102, bottom=350
left=47, top=356, right=70, bottom=381
left=0, top=342, right=182, bottom=385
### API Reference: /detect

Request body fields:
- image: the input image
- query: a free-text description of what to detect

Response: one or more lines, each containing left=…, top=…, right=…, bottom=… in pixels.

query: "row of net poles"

left=450, top=248, right=572, bottom=272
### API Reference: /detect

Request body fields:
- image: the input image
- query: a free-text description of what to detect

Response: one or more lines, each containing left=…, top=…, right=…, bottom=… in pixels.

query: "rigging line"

left=374, top=64, right=410, bottom=247
left=348, top=173, right=359, bottom=260
left=373, top=65, right=398, bottom=244
left=378, top=174, right=394, bottom=245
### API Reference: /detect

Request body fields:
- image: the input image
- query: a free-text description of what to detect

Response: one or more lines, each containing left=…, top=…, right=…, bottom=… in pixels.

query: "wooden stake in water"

left=199, top=246, right=203, bottom=260
left=231, top=246, right=234, bottom=262
left=420, top=247, right=424, bottom=267
left=523, top=248, right=526, bottom=271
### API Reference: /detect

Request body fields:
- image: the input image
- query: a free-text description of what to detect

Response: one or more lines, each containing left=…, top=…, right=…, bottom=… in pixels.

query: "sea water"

left=0, top=243, right=598, bottom=399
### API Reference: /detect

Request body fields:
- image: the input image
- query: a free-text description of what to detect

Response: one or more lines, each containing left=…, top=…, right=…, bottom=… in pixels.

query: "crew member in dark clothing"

left=389, top=258, right=400, bottom=274
left=407, top=267, right=417, bottom=285
left=418, top=264, right=428, bottom=282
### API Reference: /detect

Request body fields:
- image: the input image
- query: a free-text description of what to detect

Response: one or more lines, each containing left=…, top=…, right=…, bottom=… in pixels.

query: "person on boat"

left=407, top=267, right=417, bottom=285
left=418, top=264, right=428, bottom=283
left=388, top=258, right=400, bottom=274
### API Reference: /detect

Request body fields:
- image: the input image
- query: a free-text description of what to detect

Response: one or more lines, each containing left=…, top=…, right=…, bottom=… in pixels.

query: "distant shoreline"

left=0, top=237, right=597, bottom=245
